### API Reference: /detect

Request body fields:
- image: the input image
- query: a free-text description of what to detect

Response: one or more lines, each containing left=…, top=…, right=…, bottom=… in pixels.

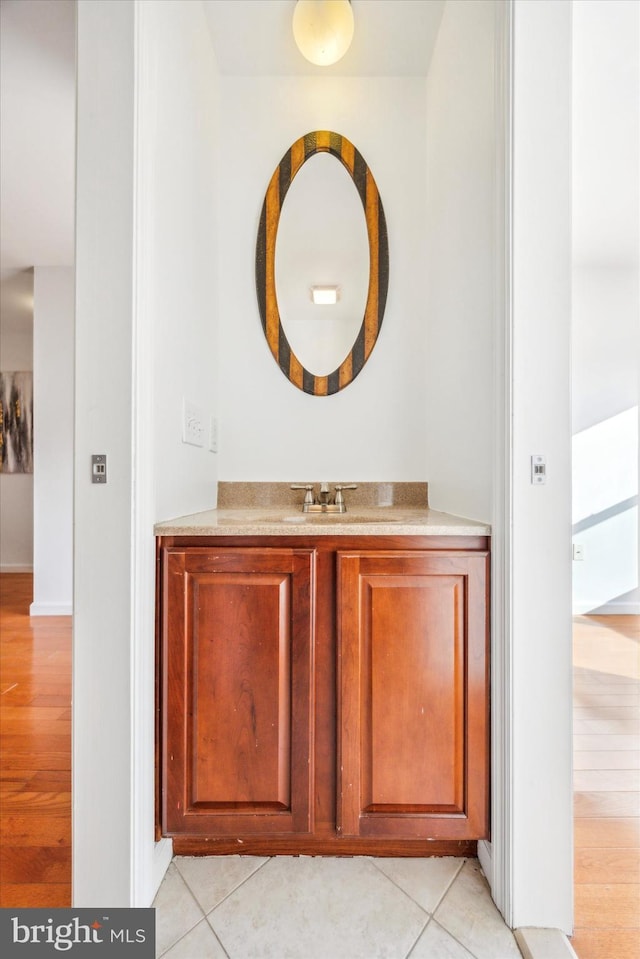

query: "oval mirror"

left=275, top=153, right=369, bottom=377
left=256, top=131, right=389, bottom=396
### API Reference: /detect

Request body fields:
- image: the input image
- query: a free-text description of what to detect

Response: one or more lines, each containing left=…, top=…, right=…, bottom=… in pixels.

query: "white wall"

left=423, top=0, right=496, bottom=523
left=218, top=77, right=429, bottom=483
left=0, top=270, right=33, bottom=571
left=148, top=0, right=219, bottom=523
left=31, top=267, right=73, bottom=615
left=137, top=0, right=220, bottom=901
left=74, top=0, right=219, bottom=907
left=510, top=0, right=573, bottom=933
left=74, top=0, right=136, bottom=906
left=572, top=0, right=640, bottom=615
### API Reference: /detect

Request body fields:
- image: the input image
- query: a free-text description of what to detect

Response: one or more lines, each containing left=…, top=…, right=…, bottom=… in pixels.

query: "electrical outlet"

left=573, top=543, right=585, bottom=561
left=182, top=399, right=204, bottom=447
left=209, top=416, right=218, bottom=453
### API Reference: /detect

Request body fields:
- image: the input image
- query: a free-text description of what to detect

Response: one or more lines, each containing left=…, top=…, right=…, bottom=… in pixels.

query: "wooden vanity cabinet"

left=158, top=535, right=489, bottom=856
left=337, top=550, right=488, bottom=841
left=161, top=547, right=315, bottom=838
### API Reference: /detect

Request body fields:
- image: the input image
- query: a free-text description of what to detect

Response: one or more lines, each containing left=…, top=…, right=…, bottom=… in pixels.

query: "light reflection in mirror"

left=275, top=153, right=369, bottom=377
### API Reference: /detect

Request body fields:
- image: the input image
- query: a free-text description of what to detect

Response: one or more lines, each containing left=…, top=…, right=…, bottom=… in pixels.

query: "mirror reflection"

left=275, top=153, right=369, bottom=377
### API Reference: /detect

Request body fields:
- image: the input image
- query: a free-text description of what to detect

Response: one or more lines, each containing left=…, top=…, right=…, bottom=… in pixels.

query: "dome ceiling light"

left=292, top=0, right=355, bottom=67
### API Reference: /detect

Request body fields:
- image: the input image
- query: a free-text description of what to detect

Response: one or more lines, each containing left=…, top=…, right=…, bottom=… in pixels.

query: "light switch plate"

left=531, top=454, right=546, bottom=484
left=91, top=454, right=107, bottom=484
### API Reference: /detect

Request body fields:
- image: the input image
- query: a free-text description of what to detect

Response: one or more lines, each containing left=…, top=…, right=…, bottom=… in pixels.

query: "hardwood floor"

left=0, top=573, right=71, bottom=906
left=571, top=614, right=640, bottom=959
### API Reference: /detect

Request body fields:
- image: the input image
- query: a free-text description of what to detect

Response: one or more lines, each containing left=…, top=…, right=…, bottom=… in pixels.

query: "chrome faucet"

left=291, top=483, right=358, bottom=513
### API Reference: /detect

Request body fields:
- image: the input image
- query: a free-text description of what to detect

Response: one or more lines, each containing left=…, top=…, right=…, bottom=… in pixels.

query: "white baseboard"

left=477, top=839, right=493, bottom=888
left=574, top=601, right=640, bottom=615
left=597, top=601, right=640, bottom=614
left=0, top=565, right=33, bottom=573
left=30, top=601, right=73, bottom=617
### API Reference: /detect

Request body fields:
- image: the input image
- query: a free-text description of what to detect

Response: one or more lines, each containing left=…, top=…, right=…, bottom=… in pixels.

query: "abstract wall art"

left=0, top=371, right=33, bottom=474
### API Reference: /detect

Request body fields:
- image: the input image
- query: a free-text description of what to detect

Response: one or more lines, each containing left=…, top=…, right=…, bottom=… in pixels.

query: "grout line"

left=430, top=918, right=478, bottom=959
left=202, top=855, right=272, bottom=917
left=430, top=866, right=520, bottom=959
left=156, top=865, right=206, bottom=958
left=428, top=856, right=467, bottom=916
left=367, top=857, right=430, bottom=917
left=402, top=915, right=431, bottom=959
left=368, top=855, right=461, bottom=919
left=204, top=917, right=231, bottom=959
left=158, top=918, right=231, bottom=959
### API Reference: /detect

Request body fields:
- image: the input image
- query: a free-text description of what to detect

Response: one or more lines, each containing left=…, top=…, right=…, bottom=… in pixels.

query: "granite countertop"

left=154, top=506, right=490, bottom=537
left=154, top=483, right=490, bottom=537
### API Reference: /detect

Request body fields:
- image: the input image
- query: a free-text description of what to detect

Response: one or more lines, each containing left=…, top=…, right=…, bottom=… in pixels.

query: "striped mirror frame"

left=256, top=131, right=389, bottom=396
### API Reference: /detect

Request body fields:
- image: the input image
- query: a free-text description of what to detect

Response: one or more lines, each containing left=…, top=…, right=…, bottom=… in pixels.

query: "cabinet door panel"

left=367, top=576, right=464, bottom=810
left=338, top=551, right=488, bottom=840
left=191, top=572, right=291, bottom=807
left=163, top=548, right=314, bottom=836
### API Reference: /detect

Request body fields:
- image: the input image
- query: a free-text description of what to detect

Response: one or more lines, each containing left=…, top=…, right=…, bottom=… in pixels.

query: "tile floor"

left=152, top=855, right=522, bottom=959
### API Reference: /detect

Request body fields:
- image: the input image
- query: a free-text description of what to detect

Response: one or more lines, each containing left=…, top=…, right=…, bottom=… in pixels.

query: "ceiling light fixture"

left=293, top=0, right=354, bottom=67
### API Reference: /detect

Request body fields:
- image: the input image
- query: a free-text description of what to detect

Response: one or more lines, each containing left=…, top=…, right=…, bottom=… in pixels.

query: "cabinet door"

left=162, top=547, right=315, bottom=836
left=337, top=550, right=488, bottom=840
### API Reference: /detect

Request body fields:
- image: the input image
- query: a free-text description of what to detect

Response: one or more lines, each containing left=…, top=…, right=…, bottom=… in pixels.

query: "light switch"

left=91, top=454, right=107, bottom=484
left=531, top=454, right=546, bottom=485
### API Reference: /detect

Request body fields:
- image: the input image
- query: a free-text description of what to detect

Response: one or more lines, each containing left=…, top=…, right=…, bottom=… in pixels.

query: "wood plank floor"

left=0, top=573, right=72, bottom=906
left=571, top=614, right=640, bottom=959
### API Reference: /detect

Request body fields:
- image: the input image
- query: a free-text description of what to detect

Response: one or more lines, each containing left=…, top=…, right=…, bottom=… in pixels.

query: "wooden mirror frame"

left=256, top=131, right=389, bottom=396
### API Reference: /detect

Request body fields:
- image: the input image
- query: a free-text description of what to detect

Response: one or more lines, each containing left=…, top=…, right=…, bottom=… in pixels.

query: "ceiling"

left=2, top=0, right=637, bottom=289
left=0, top=0, right=76, bottom=273
left=202, top=1, right=445, bottom=77
left=0, top=0, right=444, bottom=281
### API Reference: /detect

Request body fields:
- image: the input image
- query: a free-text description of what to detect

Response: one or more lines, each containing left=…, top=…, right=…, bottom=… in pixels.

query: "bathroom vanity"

left=156, top=484, right=490, bottom=857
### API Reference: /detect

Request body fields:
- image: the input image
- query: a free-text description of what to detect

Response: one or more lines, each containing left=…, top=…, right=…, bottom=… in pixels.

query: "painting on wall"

left=0, top=371, right=33, bottom=474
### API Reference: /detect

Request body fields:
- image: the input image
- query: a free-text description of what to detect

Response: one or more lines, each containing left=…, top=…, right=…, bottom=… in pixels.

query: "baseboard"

left=573, top=601, right=640, bottom=615
left=30, top=601, right=73, bottom=617
left=0, top=565, right=33, bottom=573
left=596, top=601, right=640, bottom=614
left=514, top=927, right=578, bottom=959
left=477, top=839, right=493, bottom=887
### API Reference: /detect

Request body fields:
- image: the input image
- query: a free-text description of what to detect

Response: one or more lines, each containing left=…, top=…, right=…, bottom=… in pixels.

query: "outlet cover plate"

left=182, top=399, right=205, bottom=447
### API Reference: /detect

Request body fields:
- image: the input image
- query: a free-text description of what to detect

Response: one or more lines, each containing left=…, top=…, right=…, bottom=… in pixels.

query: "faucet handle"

left=334, top=484, right=358, bottom=507
left=291, top=484, right=315, bottom=506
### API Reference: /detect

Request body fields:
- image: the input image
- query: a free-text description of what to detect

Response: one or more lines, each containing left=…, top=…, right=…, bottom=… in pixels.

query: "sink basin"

left=280, top=513, right=404, bottom=523
left=220, top=512, right=406, bottom=525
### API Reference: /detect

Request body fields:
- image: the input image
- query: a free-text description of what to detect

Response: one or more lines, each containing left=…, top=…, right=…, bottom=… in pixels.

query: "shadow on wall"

left=572, top=406, right=639, bottom=613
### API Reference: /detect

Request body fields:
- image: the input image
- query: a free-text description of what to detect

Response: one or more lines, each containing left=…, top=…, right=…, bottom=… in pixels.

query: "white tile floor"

left=153, top=856, right=522, bottom=959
